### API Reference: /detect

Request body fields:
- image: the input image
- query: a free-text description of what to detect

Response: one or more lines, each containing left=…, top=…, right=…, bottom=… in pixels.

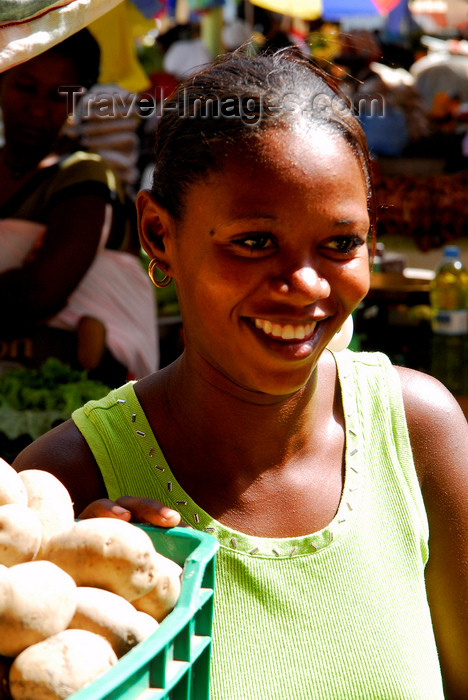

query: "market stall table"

left=365, top=270, right=468, bottom=420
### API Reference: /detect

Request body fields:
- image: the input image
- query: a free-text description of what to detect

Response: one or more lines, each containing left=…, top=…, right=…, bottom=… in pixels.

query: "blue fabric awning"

left=322, top=0, right=382, bottom=20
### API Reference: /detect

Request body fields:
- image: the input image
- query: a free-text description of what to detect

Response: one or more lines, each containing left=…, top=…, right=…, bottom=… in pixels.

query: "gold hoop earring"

left=148, top=258, right=172, bottom=288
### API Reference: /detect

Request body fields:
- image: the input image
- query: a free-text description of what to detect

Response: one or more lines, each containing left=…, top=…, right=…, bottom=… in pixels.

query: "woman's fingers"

left=78, top=497, right=186, bottom=528
left=115, top=496, right=182, bottom=527
left=78, top=498, right=132, bottom=520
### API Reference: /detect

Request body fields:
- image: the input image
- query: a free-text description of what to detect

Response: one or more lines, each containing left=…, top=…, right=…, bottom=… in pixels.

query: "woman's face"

left=163, top=127, right=370, bottom=397
left=0, top=51, right=79, bottom=153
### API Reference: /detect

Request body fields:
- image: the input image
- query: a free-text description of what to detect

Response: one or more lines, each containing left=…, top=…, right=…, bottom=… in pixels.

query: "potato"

left=69, top=587, right=159, bottom=657
left=134, top=610, right=161, bottom=638
left=43, top=518, right=161, bottom=601
left=9, top=629, right=118, bottom=700
left=0, top=460, right=27, bottom=507
left=0, top=561, right=77, bottom=657
left=133, top=556, right=182, bottom=622
left=0, top=505, right=42, bottom=566
left=18, top=470, right=75, bottom=558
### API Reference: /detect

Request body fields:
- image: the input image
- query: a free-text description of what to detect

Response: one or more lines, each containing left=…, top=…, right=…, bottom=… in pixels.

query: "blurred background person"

left=0, top=29, right=158, bottom=385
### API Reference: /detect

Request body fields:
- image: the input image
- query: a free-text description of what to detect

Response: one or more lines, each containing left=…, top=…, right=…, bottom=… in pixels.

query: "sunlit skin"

left=141, top=127, right=370, bottom=400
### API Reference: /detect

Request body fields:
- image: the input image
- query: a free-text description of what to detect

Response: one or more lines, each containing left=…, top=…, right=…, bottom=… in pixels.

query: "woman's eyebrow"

left=214, top=215, right=278, bottom=231
left=331, top=218, right=370, bottom=229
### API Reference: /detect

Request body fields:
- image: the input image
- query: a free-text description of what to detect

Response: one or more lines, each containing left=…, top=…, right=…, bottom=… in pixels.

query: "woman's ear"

left=136, top=189, right=175, bottom=272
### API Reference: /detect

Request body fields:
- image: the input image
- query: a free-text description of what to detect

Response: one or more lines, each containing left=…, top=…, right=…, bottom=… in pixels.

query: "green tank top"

left=73, top=350, right=444, bottom=699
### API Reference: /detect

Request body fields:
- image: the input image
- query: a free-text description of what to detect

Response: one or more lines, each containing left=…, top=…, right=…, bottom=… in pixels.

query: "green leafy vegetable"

left=0, top=359, right=111, bottom=460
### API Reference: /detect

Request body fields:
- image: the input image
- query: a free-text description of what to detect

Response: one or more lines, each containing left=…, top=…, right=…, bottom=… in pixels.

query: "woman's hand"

left=78, top=497, right=183, bottom=528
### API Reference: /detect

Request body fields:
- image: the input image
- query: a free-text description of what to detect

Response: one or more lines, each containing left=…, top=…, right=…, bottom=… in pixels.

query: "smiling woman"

left=138, top=127, right=370, bottom=395
left=13, top=48, right=468, bottom=700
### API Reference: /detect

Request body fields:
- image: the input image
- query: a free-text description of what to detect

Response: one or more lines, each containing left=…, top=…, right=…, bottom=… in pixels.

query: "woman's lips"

left=253, top=318, right=318, bottom=341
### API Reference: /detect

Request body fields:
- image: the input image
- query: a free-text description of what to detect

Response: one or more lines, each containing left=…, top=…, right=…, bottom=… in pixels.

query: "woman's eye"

left=234, top=234, right=276, bottom=252
left=15, top=81, right=35, bottom=94
left=323, top=236, right=365, bottom=255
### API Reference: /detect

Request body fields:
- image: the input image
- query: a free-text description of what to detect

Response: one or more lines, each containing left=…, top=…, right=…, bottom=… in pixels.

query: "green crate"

left=71, top=526, right=219, bottom=700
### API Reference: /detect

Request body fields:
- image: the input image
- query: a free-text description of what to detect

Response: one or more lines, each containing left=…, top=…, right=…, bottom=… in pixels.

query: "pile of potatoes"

left=0, top=457, right=183, bottom=700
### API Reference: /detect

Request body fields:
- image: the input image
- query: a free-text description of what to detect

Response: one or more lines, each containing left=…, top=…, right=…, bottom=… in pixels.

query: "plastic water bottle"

left=430, top=245, right=468, bottom=335
left=430, top=245, right=468, bottom=394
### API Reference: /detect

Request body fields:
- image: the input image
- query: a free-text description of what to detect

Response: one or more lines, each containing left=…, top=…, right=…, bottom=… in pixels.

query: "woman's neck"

left=137, top=351, right=344, bottom=535
left=143, top=351, right=340, bottom=481
left=0, top=144, right=55, bottom=180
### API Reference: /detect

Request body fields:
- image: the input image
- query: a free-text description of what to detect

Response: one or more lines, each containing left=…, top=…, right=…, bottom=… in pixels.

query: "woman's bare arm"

left=12, top=419, right=181, bottom=526
left=398, top=366, right=468, bottom=700
left=0, top=194, right=110, bottom=331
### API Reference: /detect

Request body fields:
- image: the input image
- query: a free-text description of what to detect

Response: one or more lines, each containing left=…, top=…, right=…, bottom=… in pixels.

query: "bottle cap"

left=444, top=245, right=460, bottom=258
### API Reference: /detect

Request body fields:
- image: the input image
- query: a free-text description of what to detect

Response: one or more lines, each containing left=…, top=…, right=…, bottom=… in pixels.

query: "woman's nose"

left=28, top=97, right=49, bottom=119
left=270, top=263, right=331, bottom=301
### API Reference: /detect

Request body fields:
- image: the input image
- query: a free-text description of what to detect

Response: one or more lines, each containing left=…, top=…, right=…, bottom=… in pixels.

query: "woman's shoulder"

left=13, top=381, right=144, bottom=514
left=338, top=349, right=464, bottom=421
left=4, top=150, right=119, bottom=222
left=336, top=351, right=467, bottom=481
left=396, top=364, right=466, bottom=427
left=53, top=150, right=118, bottom=192
left=395, top=365, right=468, bottom=485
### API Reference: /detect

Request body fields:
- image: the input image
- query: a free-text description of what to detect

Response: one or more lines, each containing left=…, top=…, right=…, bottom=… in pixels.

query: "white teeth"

left=294, top=326, right=306, bottom=340
left=271, top=323, right=282, bottom=338
left=254, top=319, right=316, bottom=340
